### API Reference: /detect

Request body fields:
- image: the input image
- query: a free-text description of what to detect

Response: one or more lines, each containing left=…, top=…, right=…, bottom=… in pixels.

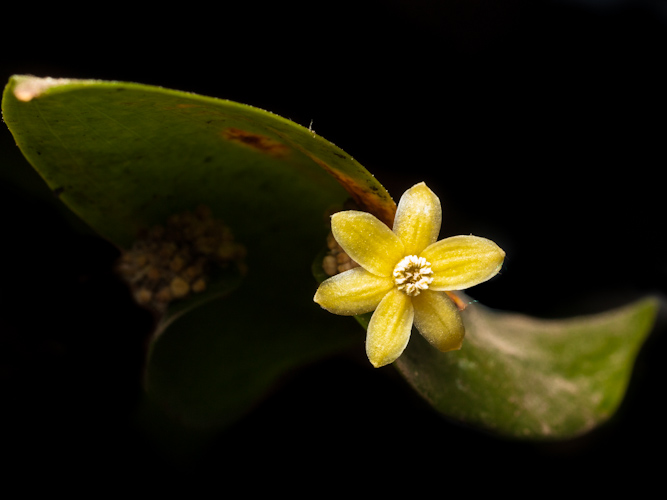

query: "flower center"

left=393, top=255, right=434, bottom=296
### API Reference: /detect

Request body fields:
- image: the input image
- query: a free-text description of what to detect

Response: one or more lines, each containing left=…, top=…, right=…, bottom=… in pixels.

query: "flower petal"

left=420, top=235, right=505, bottom=291
left=366, top=288, right=414, bottom=368
left=314, top=267, right=394, bottom=315
left=393, top=182, right=442, bottom=256
left=331, top=211, right=405, bottom=277
left=412, top=290, right=465, bottom=352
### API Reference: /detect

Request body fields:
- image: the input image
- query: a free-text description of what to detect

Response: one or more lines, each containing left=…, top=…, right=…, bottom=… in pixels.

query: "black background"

left=2, top=0, right=666, bottom=490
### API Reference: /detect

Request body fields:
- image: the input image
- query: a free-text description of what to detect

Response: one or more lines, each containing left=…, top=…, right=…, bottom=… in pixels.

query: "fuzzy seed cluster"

left=116, top=205, right=245, bottom=312
left=322, top=199, right=361, bottom=277
left=322, top=231, right=360, bottom=276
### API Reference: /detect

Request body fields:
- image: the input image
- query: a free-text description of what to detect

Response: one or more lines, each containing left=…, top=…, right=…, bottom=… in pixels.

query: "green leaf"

left=2, top=75, right=395, bottom=250
left=395, top=295, right=660, bottom=439
left=2, top=75, right=389, bottom=431
left=144, top=285, right=359, bottom=428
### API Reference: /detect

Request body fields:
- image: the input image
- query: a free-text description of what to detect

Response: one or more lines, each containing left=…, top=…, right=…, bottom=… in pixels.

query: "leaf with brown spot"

left=1, top=74, right=393, bottom=434
left=222, top=127, right=291, bottom=158
left=2, top=75, right=394, bottom=248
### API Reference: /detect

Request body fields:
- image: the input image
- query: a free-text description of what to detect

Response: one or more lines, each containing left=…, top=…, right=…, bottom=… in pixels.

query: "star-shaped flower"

left=314, top=182, right=505, bottom=368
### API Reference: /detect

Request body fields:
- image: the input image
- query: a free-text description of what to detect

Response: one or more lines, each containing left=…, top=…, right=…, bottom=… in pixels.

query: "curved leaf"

left=396, top=295, right=660, bottom=439
left=2, top=75, right=395, bottom=250
left=2, top=75, right=393, bottom=430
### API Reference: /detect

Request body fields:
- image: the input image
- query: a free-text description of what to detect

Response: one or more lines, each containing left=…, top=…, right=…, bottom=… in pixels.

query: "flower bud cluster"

left=116, top=205, right=245, bottom=312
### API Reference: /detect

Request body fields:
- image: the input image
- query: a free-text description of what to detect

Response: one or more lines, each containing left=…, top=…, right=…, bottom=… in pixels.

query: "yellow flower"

left=314, top=182, right=505, bottom=368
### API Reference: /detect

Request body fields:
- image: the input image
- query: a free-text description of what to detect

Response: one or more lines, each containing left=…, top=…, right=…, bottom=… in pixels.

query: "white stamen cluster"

left=393, top=255, right=434, bottom=296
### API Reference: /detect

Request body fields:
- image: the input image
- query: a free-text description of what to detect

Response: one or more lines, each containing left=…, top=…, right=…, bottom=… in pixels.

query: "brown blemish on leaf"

left=222, top=127, right=290, bottom=158
left=311, top=157, right=396, bottom=227
left=258, top=124, right=396, bottom=225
